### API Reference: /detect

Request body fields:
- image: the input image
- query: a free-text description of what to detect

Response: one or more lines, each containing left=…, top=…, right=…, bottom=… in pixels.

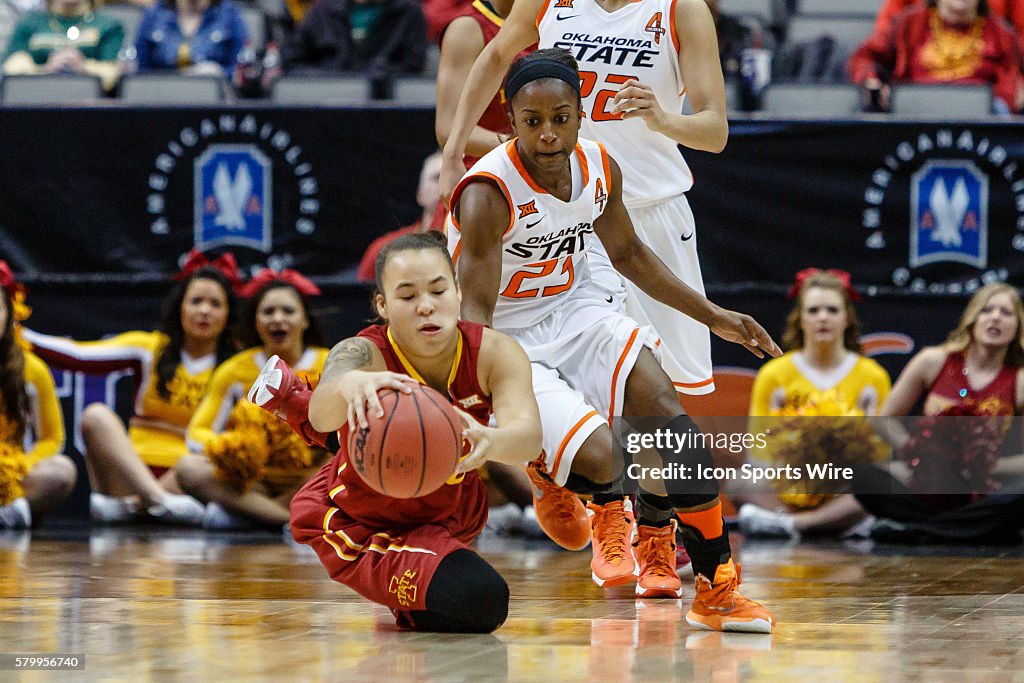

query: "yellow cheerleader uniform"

left=0, top=351, right=65, bottom=505
left=24, top=329, right=214, bottom=469
left=187, top=346, right=329, bottom=490
left=749, top=352, right=892, bottom=508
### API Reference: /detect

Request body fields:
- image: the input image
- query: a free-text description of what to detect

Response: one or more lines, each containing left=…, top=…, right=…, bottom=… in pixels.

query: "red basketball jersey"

left=441, top=0, right=536, bottom=143
left=327, top=320, right=492, bottom=527
left=927, top=351, right=1019, bottom=416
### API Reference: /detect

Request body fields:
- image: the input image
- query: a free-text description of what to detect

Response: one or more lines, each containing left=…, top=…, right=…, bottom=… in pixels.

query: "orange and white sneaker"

left=587, top=498, right=637, bottom=587
left=524, top=462, right=591, bottom=551
left=634, top=523, right=683, bottom=598
left=686, top=559, right=775, bottom=633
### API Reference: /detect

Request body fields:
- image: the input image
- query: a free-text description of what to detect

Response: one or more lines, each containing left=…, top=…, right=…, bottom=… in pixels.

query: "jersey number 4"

left=501, top=257, right=576, bottom=298
left=579, top=71, right=638, bottom=122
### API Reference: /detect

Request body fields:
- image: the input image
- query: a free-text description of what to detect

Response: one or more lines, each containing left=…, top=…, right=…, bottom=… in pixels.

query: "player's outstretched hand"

left=709, top=308, right=782, bottom=359
left=454, top=407, right=494, bottom=474
left=340, top=370, right=417, bottom=431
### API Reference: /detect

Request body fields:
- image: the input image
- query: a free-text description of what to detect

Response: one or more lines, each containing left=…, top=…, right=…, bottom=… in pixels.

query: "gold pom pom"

left=205, top=400, right=318, bottom=489
left=0, top=442, right=29, bottom=507
left=764, top=390, right=889, bottom=509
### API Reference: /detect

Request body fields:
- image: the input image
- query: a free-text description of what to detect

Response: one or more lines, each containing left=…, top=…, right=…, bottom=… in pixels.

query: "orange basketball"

left=346, top=384, right=464, bottom=498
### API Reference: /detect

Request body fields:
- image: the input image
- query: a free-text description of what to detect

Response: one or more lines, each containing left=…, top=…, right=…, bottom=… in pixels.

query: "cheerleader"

left=0, top=262, right=76, bottom=528
left=25, top=251, right=240, bottom=525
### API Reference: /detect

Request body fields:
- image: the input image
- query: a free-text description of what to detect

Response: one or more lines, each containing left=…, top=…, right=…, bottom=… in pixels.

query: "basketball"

left=346, top=384, right=464, bottom=498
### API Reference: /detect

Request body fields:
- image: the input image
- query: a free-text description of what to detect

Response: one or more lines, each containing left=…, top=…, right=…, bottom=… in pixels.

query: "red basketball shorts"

left=290, top=462, right=489, bottom=616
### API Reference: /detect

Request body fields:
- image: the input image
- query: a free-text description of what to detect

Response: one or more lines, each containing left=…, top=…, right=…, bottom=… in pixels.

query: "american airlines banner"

left=685, top=120, right=1024, bottom=295
left=0, top=106, right=437, bottom=277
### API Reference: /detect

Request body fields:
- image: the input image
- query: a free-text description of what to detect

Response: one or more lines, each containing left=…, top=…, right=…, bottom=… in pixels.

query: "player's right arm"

left=456, top=329, right=542, bottom=472
left=439, top=0, right=544, bottom=199
left=436, top=17, right=509, bottom=158
left=451, top=179, right=511, bottom=326
left=308, top=337, right=415, bottom=432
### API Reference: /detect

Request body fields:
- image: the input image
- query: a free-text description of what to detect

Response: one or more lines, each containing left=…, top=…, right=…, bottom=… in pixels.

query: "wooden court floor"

left=0, top=527, right=1022, bottom=682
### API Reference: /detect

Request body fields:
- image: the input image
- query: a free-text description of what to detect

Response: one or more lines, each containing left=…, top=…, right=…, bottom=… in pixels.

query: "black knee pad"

left=423, top=550, right=509, bottom=633
left=564, top=471, right=615, bottom=496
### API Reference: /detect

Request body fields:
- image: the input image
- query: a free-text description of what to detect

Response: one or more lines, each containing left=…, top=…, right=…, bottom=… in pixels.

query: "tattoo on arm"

left=322, top=338, right=374, bottom=382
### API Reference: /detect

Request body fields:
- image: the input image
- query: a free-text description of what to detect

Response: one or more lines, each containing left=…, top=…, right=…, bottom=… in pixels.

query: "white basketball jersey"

left=446, top=138, right=612, bottom=329
left=538, top=0, right=692, bottom=207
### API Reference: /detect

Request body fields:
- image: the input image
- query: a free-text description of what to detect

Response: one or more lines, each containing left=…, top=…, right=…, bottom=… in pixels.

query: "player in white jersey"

left=440, top=0, right=726, bottom=400
left=449, top=50, right=776, bottom=632
left=439, top=0, right=734, bottom=584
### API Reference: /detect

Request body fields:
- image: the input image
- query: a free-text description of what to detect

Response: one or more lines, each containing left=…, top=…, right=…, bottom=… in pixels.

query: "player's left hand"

left=709, top=307, right=782, bottom=359
left=453, top=406, right=495, bottom=473
left=612, top=80, right=667, bottom=131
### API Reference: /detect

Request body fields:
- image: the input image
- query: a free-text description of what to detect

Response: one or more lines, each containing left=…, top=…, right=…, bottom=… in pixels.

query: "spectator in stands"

left=855, top=283, right=1024, bottom=544
left=357, top=151, right=442, bottom=283
left=134, top=0, right=248, bottom=76
left=2, top=0, right=125, bottom=92
left=872, top=0, right=1024, bottom=58
left=283, top=0, right=427, bottom=91
left=848, top=0, right=1024, bottom=113
left=733, top=269, right=892, bottom=539
left=704, top=0, right=774, bottom=110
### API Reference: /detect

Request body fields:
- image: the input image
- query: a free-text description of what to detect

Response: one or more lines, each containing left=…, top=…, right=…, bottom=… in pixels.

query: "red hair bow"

left=174, top=249, right=243, bottom=290
left=786, top=268, right=861, bottom=302
left=0, top=261, right=19, bottom=297
left=238, top=268, right=321, bottom=298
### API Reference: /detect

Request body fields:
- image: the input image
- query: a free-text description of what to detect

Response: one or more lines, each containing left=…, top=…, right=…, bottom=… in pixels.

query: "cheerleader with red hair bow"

left=175, top=267, right=330, bottom=530
left=23, top=250, right=241, bottom=526
left=733, top=268, right=892, bottom=540
left=0, top=262, right=77, bottom=528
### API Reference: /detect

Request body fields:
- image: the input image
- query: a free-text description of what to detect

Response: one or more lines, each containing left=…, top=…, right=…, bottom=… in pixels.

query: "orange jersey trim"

left=596, top=142, right=612, bottom=201
left=673, top=378, right=714, bottom=390
left=450, top=170, right=516, bottom=237
left=536, top=0, right=551, bottom=28
left=669, top=0, right=681, bottom=54
left=552, top=409, right=600, bottom=476
left=574, top=143, right=590, bottom=188
left=608, top=327, right=640, bottom=423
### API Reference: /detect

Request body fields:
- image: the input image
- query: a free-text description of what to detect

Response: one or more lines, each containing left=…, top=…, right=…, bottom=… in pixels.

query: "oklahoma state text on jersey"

left=538, top=0, right=693, bottom=205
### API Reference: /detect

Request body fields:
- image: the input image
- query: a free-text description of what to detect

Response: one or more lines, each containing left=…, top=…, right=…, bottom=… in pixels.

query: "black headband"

left=505, top=58, right=581, bottom=105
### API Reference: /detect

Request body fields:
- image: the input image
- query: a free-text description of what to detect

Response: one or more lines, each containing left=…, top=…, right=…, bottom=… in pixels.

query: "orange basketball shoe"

left=634, top=523, right=683, bottom=598
left=587, top=498, right=637, bottom=587
left=524, top=462, right=591, bottom=550
left=686, top=559, right=775, bottom=633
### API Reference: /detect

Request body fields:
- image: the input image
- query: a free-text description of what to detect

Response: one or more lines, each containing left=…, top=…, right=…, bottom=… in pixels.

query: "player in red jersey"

left=248, top=232, right=541, bottom=633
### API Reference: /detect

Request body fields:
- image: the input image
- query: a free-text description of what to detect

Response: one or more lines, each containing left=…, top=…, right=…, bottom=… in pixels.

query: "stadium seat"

left=785, top=15, right=875, bottom=48
left=393, top=76, right=436, bottom=106
left=0, top=74, right=104, bottom=104
left=762, top=82, right=862, bottom=116
left=719, top=0, right=776, bottom=24
left=270, top=75, right=370, bottom=104
left=120, top=74, right=227, bottom=103
left=101, top=3, right=143, bottom=47
left=798, top=0, right=881, bottom=18
left=891, top=83, right=993, bottom=118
